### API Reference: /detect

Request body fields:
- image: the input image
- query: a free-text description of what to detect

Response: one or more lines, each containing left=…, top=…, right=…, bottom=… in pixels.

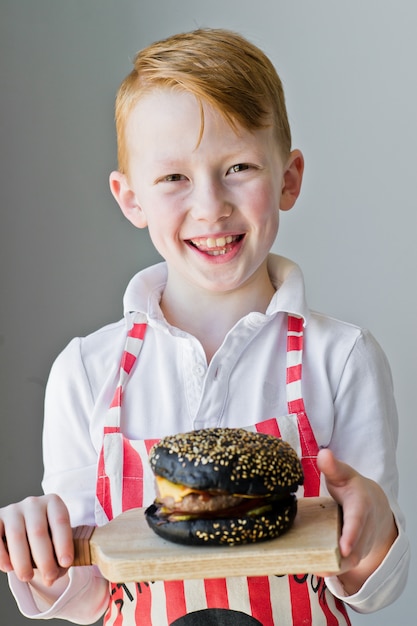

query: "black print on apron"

left=170, top=608, right=262, bottom=625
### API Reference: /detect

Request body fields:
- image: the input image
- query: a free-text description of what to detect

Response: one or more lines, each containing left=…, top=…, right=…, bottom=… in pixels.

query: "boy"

left=0, top=28, right=409, bottom=625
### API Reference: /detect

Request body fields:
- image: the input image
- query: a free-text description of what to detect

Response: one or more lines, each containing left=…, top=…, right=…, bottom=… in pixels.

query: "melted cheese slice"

left=155, top=476, right=201, bottom=503
left=155, top=476, right=268, bottom=502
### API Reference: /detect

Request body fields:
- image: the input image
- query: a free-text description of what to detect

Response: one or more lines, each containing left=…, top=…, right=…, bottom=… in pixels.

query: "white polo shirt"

left=9, top=254, right=409, bottom=621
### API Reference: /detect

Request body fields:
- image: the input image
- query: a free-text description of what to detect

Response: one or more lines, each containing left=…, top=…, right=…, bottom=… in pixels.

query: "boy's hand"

left=317, top=448, right=398, bottom=595
left=0, top=494, right=73, bottom=587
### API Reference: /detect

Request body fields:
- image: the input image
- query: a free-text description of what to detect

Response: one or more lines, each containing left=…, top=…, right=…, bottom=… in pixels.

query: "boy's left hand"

left=316, top=448, right=398, bottom=595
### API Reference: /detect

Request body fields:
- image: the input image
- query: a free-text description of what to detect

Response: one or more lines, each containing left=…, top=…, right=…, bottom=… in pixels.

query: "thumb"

left=317, top=448, right=356, bottom=491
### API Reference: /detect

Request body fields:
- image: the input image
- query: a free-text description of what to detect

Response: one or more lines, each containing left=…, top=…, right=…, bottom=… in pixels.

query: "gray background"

left=1, top=1, right=415, bottom=624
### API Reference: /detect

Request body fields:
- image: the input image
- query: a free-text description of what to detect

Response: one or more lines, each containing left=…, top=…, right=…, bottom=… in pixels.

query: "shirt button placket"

left=193, top=363, right=206, bottom=377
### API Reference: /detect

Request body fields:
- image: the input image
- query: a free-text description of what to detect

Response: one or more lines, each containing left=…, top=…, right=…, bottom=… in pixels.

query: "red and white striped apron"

left=96, top=313, right=351, bottom=625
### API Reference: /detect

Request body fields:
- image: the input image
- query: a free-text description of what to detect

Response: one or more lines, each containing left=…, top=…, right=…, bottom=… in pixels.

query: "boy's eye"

left=227, top=163, right=250, bottom=174
left=163, top=173, right=186, bottom=182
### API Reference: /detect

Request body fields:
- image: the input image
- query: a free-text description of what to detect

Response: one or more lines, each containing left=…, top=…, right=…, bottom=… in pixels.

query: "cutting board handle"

left=72, top=525, right=95, bottom=566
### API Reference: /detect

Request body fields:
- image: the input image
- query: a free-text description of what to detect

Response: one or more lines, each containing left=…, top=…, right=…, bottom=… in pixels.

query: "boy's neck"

left=160, top=267, right=276, bottom=363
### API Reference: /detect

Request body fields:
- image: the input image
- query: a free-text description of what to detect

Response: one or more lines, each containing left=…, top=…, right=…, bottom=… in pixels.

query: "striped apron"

left=96, top=314, right=351, bottom=625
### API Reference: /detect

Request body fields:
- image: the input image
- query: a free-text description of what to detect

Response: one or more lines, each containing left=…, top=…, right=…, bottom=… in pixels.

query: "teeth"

left=193, top=235, right=235, bottom=249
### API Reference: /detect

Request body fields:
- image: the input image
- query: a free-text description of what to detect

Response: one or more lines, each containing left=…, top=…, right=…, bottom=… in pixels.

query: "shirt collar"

left=266, top=254, right=310, bottom=325
left=123, top=254, right=310, bottom=326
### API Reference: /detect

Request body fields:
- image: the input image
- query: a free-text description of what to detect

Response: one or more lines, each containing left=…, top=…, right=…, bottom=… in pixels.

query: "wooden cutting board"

left=72, top=497, right=341, bottom=582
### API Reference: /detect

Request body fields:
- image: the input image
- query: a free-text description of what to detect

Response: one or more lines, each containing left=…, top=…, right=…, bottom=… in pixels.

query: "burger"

left=144, top=427, right=304, bottom=546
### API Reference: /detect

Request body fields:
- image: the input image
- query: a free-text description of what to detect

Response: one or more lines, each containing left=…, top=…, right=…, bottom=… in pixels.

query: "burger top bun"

left=148, top=427, right=303, bottom=496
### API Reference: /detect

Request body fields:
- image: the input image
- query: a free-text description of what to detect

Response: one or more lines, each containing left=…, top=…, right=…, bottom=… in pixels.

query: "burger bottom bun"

left=144, top=495, right=297, bottom=546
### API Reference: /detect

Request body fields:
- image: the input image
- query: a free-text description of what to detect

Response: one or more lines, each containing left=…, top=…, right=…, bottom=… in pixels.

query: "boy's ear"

left=279, top=149, right=304, bottom=212
left=109, top=171, right=147, bottom=228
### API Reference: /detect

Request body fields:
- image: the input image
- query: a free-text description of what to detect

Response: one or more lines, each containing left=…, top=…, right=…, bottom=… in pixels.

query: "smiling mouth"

left=188, top=235, right=243, bottom=256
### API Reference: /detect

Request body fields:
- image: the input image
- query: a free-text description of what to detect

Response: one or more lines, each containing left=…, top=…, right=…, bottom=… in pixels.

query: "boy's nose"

left=190, top=180, right=233, bottom=222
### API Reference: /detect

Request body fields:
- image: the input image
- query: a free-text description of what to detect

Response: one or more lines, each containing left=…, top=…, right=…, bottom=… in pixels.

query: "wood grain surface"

left=72, top=497, right=341, bottom=582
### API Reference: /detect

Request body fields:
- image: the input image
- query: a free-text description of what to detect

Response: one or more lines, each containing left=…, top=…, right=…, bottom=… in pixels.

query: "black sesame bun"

left=145, top=427, right=303, bottom=546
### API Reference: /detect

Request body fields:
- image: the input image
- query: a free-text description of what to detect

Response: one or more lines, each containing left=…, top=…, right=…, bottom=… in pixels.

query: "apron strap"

left=286, top=314, right=306, bottom=415
left=106, top=312, right=148, bottom=429
left=286, top=314, right=321, bottom=496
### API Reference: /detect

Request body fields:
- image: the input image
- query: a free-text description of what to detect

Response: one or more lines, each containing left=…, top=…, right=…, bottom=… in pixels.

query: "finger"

left=2, top=513, right=36, bottom=582
left=25, top=495, right=73, bottom=585
left=317, top=450, right=368, bottom=562
left=338, top=494, right=369, bottom=560
left=46, top=495, right=73, bottom=569
left=24, top=500, right=62, bottom=585
left=0, top=521, right=13, bottom=573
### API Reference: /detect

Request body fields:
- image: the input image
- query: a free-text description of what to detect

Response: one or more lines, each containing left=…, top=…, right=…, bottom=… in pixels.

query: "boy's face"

left=110, top=88, right=302, bottom=296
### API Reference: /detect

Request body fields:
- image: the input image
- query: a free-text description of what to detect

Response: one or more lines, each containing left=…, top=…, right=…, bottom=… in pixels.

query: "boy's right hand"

left=0, top=494, right=73, bottom=586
